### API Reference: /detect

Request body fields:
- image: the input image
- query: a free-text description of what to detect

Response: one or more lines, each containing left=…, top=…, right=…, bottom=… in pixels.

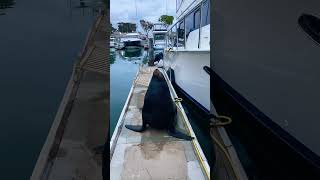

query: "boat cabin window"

left=167, top=0, right=210, bottom=50
left=201, top=0, right=210, bottom=27
left=153, top=24, right=166, bottom=31
left=166, top=30, right=170, bottom=47
left=178, top=20, right=185, bottom=47
left=185, top=7, right=201, bottom=40
left=194, top=9, right=201, bottom=29
left=154, top=34, right=165, bottom=41
left=168, top=25, right=177, bottom=48
left=185, top=11, right=193, bottom=39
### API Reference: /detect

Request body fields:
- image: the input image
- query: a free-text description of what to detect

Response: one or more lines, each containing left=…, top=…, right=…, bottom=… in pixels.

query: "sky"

left=110, top=0, right=176, bottom=32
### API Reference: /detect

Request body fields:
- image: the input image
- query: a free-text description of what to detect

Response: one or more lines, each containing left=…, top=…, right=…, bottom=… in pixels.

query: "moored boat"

left=110, top=37, right=116, bottom=48
left=152, top=23, right=167, bottom=50
left=164, top=0, right=210, bottom=114
left=212, top=0, right=320, bottom=178
left=122, top=32, right=143, bottom=49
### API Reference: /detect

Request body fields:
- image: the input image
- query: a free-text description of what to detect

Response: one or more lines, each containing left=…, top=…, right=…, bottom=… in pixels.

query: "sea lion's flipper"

left=168, top=128, right=194, bottom=141
left=125, top=124, right=146, bottom=132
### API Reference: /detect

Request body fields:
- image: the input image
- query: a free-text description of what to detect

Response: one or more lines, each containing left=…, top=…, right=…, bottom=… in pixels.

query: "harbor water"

left=0, top=0, right=103, bottom=178
left=110, top=48, right=148, bottom=135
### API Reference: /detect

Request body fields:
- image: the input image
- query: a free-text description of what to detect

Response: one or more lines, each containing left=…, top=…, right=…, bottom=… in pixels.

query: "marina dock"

left=110, top=66, right=210, bottom=180
left=31, top=10, right=108, bottom=180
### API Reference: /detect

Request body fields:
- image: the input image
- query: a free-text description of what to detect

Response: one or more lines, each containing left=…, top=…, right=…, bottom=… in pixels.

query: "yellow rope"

left=211, top=115, right=232, bottom=126
left=210, top=115, right=243, bottom=180
left=209, top=130, right=241, bottom=180
left=174, top=99, right=210, bottom=179
left=174, top=98, right=241, bottom=180
left=174, top=97, right=183, bottom=102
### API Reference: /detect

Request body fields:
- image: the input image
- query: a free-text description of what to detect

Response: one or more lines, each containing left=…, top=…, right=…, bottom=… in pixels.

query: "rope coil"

left=209, top=114, right=244, bottom=180
left=210, top=114, right=232, bottom=127
left=174, top=97, right=183, bottom=102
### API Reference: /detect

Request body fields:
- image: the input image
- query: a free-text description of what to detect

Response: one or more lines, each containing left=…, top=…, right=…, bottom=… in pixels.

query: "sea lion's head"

left=153, top=69, right=165, bottom=81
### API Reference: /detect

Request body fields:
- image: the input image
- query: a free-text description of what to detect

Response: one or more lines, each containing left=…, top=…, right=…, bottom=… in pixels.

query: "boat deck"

left=110, top=66, right=210, bottom=180
left=31, top=10, right=108, bottom=180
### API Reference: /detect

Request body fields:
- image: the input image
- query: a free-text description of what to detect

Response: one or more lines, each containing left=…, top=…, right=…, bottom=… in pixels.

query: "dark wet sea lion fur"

left=125, top=69, right=193, bottom=141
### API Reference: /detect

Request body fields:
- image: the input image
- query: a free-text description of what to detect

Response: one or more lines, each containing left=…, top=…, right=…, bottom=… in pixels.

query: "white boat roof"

left=121, top=37, right=142, bottom=42
left=153, top=30, right=167, bottom=34
left=126, top=32, right=140, bottom=36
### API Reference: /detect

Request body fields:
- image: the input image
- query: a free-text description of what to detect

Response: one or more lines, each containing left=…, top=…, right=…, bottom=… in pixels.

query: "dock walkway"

left=110, top=66, right=210, bottom=180
left=31, top=10, right=108, bottom=180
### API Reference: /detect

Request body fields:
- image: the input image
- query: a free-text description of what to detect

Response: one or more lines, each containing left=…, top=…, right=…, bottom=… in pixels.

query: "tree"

left=117, top=22, right=136, bottom=33
left=110, top=23, right=116, bottom=32
left=140, top=20, right=153, bottom=37
left=159, top=15, right=174, bottom=28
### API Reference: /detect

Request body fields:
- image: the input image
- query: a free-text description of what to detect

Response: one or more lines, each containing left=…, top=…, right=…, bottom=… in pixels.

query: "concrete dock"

left=31, top=10, right=108, bottom=180
left=110, top=66, right=210, bottom=180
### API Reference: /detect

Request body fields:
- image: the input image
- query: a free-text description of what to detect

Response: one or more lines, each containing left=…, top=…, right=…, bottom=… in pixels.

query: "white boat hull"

left=164, top=50, right=210, bottom=112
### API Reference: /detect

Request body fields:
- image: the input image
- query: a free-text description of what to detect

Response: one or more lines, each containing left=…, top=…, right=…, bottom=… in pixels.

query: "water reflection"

left=120, top=47, right=143, bottom=58
left=69, top=0, right=104, bottom=16
left=110, top=49, right=116, bottom=64
left=110, top=48, right=149, bottom=135
left=110, top=48, right=150, bottom=65
left=0, top=0, right=15, bottom=16
left=0, top=0, right=102, bottom=178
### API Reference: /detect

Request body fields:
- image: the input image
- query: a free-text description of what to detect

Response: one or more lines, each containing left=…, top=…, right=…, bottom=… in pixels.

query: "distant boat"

left=110, top=37, right=116, bottom=48
left=122, top=33, right=143, bottom=49
left=115, top=38, right=124, bottom=50
left=140, top=34, right=149, bottom=49
left=152, top=23, right=167, bottom=50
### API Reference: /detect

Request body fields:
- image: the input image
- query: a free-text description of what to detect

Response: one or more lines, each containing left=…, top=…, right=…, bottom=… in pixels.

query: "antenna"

left=135, top=0, right=138, bottom=21
left=135, top=0, right=138, bottom=32
left=166, top=0, right=168, bottom=15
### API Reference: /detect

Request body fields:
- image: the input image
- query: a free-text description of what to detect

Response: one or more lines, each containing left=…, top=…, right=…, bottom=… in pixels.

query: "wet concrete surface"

left=48, top=71, right=108, bottom=180
left=110, top=67, right=207, bottom=180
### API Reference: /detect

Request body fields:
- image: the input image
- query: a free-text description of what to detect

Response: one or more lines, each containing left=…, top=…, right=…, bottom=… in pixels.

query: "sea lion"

left=148, top=52, right=163, bottom=66
left=154, top=52, right=163, bottom=63
left=125, top=69, right=193, bottom=141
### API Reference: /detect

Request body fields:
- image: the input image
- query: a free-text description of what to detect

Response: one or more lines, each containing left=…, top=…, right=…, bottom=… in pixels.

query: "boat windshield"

left=153, top=24, right=166, bottom=31
left=154, top=34, right=165, bottom=40
left=128, top=35, right=139, bottom=38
